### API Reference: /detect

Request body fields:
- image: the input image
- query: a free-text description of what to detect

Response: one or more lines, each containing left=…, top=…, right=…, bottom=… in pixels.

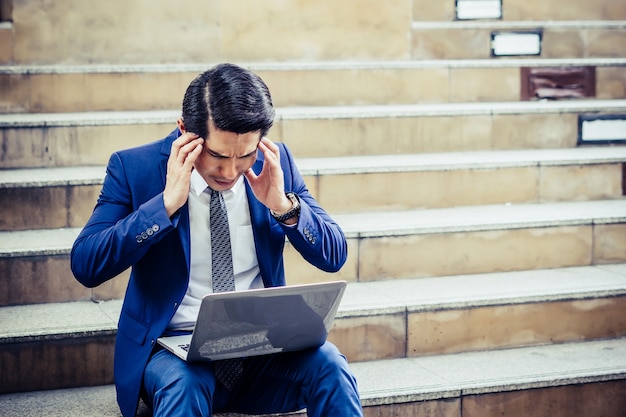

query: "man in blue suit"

left=71, top=63, right=363, bottom=417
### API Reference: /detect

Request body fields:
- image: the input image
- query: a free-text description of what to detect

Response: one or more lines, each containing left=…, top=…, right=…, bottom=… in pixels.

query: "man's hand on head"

left=163, top=133, right=203, bottom=217
left=244, top=137, right=291, bottom=213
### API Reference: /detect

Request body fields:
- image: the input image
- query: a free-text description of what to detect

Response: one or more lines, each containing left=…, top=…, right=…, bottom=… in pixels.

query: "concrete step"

left=0, top=166, right=104, bottom=231
left=2, top=147, right=625, bottom=231
left=325, top=199, right=626, bottom=283
left=1, top=200, right=625, bottom=305
left=0, top=338, right=625, bottom=416
left=1, top=264, right=626, bottom=394
left=413, top=0, right=626, bottom=22
left=2, top=58, right=625, bottom=113
left=2, top=99, right=626, bottom=168
left=411, top=20, right=626, bottom=60
left=334, top=263, right=626, bottom=361
left=0, top=227, right=129, bottom=306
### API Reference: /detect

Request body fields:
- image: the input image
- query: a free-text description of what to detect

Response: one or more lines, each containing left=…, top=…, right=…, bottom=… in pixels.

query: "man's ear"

left=176, top=117, right=186, bottom=134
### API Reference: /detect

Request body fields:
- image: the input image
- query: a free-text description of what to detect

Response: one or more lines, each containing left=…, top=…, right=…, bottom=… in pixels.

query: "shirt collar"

left=190, top=169, right=244, bottom=197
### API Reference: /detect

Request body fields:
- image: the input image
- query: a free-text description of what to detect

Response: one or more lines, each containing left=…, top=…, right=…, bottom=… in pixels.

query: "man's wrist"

left=270, top=192, right=300, bottom=222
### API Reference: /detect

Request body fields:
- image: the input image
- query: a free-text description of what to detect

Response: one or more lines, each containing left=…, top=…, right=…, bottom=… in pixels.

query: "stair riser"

left=0, top=124, right=168, bottom=169
left=0, top=255, right=129, bottom=306
left=284, top=224, right=625, bottom=283
left=313, top=164, right=623, bottom=214
left=412, top=27, right=626, bottom=60
left=329, top=295, right=626, bottom=362
left=413, top=0, right=626, bottom=21
left=3, top=163, right=622, bottom=231
left=362, top=380, right=626, bottom=417
left=7, top=0, right=410, bottom=65
left=0, top=27, right=11, bottom=65
left=407, top=296, right=626, bottom=356
left=0, top=255, right=88, bottom=306
left=0, top=336, right=114, bottom=394
left=460, top=380, right=626, bottom=417
left=0, top=185, right=99, bottom=231
left=2, top=66, right=625, bottom=113
left=0, top=111, right=602, bottom=168
left=277, top=113, right=581, bottom=158
left=363, top=398, right=459, bottom=417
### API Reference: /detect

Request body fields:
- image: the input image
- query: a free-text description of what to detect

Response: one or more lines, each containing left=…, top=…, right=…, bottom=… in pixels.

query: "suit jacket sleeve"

left=70, top=147, right=176, bottom=288
left=276, top=143, right=348, bottom=273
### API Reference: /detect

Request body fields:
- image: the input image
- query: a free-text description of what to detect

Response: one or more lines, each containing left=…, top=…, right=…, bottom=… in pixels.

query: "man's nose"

left=220, top=158, right=238, bottom=179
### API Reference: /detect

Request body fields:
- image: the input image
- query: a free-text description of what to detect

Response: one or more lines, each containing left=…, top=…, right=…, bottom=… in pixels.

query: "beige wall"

left=11, top=0, right=411, bottom=64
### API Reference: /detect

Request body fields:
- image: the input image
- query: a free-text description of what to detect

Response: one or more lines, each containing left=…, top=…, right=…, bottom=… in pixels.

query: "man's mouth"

left=213, top=178, right=236, bottom=188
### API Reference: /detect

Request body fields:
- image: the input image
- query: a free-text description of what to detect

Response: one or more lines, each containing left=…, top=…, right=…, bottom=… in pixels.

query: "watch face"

left=288, top=192, right=299, bottom=208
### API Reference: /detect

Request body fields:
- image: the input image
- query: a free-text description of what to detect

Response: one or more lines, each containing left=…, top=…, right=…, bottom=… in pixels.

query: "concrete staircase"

left=1, top=0, right=626, bottom=416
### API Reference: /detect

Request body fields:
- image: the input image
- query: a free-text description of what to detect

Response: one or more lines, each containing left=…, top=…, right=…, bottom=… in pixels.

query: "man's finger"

left=176, top=138, right=203, bottom=163
left=184, top=143, right=204, bottom=168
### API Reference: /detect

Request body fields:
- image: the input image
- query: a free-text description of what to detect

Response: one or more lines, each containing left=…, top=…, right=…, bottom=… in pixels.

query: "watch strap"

left=271, top=192, right=300, bottom=222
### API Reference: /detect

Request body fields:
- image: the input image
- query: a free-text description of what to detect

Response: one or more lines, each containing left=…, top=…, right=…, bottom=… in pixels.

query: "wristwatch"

left=270, top=192, right=301, bottom=222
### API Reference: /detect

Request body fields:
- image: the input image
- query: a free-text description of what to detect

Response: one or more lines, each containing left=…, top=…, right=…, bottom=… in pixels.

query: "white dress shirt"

left=167, top=170, right=262, bottom=330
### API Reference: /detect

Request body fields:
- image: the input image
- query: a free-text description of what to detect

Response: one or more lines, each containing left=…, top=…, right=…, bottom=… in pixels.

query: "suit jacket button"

left=147, top=228, right=154, bottom=236
left=136, top=235, right=143, bottom=243
left=141, top=232, right=149, bottom=239
left=152, top=224, right=160, bottom=232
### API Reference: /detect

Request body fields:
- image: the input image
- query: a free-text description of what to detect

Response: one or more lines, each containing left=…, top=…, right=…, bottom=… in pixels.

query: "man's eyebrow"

left=206, top=147, right=257, bottom=158
left=206, top=148, right=227, bottom=158
left=240, top=149, right=258, bottom=158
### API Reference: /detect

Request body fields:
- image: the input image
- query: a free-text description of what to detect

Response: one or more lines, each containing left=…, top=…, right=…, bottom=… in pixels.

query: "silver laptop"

left=157, top=281, right=347, bottom=362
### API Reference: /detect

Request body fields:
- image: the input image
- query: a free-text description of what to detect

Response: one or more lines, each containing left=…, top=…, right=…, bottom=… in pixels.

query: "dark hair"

left=181, top=63, right=275, bottom=140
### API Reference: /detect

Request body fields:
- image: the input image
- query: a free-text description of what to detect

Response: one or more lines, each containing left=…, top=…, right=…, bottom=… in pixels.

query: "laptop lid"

left=182, top=280, right=347, bottom=362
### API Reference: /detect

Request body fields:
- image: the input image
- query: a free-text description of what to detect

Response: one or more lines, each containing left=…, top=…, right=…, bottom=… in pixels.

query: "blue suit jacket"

left=70, top=128, right=347, bottom=417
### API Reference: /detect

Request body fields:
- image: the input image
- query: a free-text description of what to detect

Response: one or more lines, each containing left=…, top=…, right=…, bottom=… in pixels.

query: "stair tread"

left=2, top=264, right=625, bottom=341
left=0, top=228, right=80, bottom=257
left=2, top=99, right=626, bottom=127
left=411, top=19, right=626, bottom=29
left=353, top=337, right=626, bottom=403
left=2, top=57, right=626, bottom=74
left=0, top=299, right=121, bottom=340
left=2, top=146, right=626, bottom=188
left=0, top=166, right=106, bottom=188
left=335, top=199, right=626, bottom=237
left=301, top=146, right=626, bottom=174
left=278, top=99, right=626, bottom=119
left=0, top=338, right=624, bottom=416
left=1, top=200, right=624, bottom=256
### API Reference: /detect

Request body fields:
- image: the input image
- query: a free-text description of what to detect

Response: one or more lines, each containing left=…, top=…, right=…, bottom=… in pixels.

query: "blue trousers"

left=142, top=342, right=363, bottom=417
